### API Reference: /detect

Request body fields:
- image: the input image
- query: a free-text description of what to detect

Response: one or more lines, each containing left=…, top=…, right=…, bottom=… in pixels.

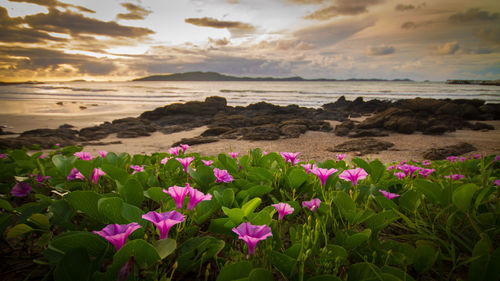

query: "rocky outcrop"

left=328, top=138, right=395, bottom=155
left=422, top=143, right=477, bottom=160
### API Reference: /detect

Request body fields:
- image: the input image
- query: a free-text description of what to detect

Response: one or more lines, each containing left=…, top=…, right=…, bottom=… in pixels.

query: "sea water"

left=0, top=81, right=498, bottom=117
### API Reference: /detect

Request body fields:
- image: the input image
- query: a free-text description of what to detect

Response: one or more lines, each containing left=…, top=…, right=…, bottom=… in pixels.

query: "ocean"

left=0, top=81, right=499, bottom=117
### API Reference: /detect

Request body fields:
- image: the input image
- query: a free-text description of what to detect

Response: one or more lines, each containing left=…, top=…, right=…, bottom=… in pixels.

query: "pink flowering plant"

left=1, top=145, right=499, bottom=281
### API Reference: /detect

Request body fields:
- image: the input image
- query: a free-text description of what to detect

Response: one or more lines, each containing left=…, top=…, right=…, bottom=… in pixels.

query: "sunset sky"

left=0, top=0, right=499, bottom=82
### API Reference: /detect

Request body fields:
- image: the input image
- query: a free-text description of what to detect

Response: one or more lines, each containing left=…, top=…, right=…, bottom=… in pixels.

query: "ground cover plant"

left=0, top=145, right=499, bottom=281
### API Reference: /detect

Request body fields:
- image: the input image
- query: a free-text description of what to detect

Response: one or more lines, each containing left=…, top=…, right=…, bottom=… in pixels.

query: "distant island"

left=446, top=79, right=500, bottom=86
left=132, top=71, right=413, bottom=82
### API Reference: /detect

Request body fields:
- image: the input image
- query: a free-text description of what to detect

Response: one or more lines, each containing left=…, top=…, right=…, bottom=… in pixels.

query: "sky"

left=0, top=0, right=499, bottom=82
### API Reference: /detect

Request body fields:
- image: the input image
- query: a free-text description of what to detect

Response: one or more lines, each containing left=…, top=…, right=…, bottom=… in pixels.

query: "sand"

left=2, top=113, right=497, bottom=163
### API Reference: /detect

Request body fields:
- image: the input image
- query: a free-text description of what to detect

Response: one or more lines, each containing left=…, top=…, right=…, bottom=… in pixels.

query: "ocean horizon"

left=0, top=80, right=499, bottom=118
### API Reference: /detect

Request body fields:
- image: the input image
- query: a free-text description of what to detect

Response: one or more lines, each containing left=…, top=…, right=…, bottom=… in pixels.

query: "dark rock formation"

left=172, top=137, right=219, bottom=147
left=328, top=138, right=394, bottom=155
left=422, top=142, right=477, bottom=160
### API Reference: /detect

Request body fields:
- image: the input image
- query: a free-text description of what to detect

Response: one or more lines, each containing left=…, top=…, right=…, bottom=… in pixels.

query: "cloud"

left=8, top=0, right=95, bottom=13
left=394, top=2, right=425, bottom=11
left=305, top=0, right=384, bottom=20
left=0, top=6, right=67, bottom=43
left=209, top=37, right=230, bottom=46
left=294, top=17, right=375, bottom=47
left=287, top=0, right=326, bottom=4
left=184, top=17, right=255, bottom=31
left=476, top=28, right=500, bottom=44
left=24, top=8, right=154, bottom=38
left=0, top=45, right=117, bottom=76
left=430, top=41, right=460, bottom=55
left=254, top=39, right=315, bottom=51
left=449, top=8, right=499, bottom=23
left=400, top=20, right=432, bottom=30
left=117, top=3, right=152, bottom=20
left=366, top=45, right=395, bottom=55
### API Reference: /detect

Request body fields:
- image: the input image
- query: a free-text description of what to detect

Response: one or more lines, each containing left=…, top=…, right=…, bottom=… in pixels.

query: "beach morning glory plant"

left=272, top=203, right=294, bottom=220
left=280, top=152, right=300, bottom=165
left=130, top=165, right=145, bottom=174
left=67, top=168, right=85, bottom=181
left=93, top=223, right=141, bottom=250
left=187, top=185, right=212, bottom=210
left=232, top=222, right=272, bottom=257
left=311, top=167, right=338, bottom=186
left=339, top=168, right=368, bottom=186
left=176, top=157, right=194, bottom=173
left=142, top=210, right=185, bottom=239
left=91, top=168, right=106, bottom=184
left=379, top=189, right=400, bottom=200
left=164, top=185, right=189, bottom=209
left=11, top=182, right=32, bottom=197
left=214, top=168, right=234, bottom=183
left=74, top=151, right=93, bottom=161
left=302, top=198, right=321, bottom=212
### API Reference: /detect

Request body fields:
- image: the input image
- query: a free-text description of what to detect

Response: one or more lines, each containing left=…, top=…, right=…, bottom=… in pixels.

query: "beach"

left=1, top=111, right=499, bottom=163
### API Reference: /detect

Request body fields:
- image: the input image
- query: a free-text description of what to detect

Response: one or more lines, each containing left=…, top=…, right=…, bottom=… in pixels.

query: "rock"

left=0, top=127, right=15, bottom=135
left=436, top=102, right=462, bottom=116
left=461, top=104, right=481, bottom=120
left=395, top=116, right=418, bottom=134
left=201, top=126, right=233, bottom=137
left=280, top=124, right=307, bottom=138
left=422, top=125, right=448, bottom=135
left=242, top=125, right=281, bottom=140
left=328, top=138, right=394, bottom=155
left=172, top=137, right=218, bottom=146
left=335, top=120, right=355, bottom=136
left=211, top=114, right=251, bottom=128
left=347, top=129, right=388, bottom=138
left=470, top=122, right=494, bottom=131
left=396, top=98, right=446, bottom=113
left=21, top=128, right=81, bottom=141
left=422, top=142, right=477, bottom=160
left=58, top=124, right=74, bottom=129
left=358, top=107, right=411, bottom=129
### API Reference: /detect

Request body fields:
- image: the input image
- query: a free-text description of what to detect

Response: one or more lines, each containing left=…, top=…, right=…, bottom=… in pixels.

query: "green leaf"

left=352, top=158, right=371, bottom=174
left=47, top=231, right=109, bottom=262
left=469, top=233, right=492, bottom=281
left=452, top=183, right=477, bottom=211
left=74, top=159, right=94, bottom=179
left=145, top=187, right=170, bottom=203
left=217, top=154, right=239, bottom=175
left=0, top=214, right=13, bottom=237
left=286, top=167, right=308, bottom=190
left=177, top=236, right=225, bottom=272
left=365, top=210, right=399, bottom=233
left=484, top=246, right=500, bottom=281
left=381, top=266, right=415, bottom=281
left=216, top=261, right=252, bottom=281
left=369, top=159, right=385, bottom=183
left=413, top=244, right=437, bottom=274
left=327, top=244, right=348, bottom=263
left=398, top=190, right=420, bottom=212
left=65, top=191, right=104, bottom=222
left=374, top=195, right=399, bottom=210
left=104, top=239, right=161, bottom=279
left=152, top=238, right=176, bottom=259
left=345, top=229, right=371, bottom=250
left=248, top=268, right=274, bottom=281
left=241, top=197, right=261, bottom=217
left=333, top=191, right=356, bottom=216
left=52, top=155, right=75, bottom=177
left=222, top=207, right=245, bottom=225
left=49, top=200, right=75, bottom=226
left=54, top=248, right=92, bottom=281
left=98, top=197, right=127, bottom=224
left=249, top=208, right=273, bottom=225
left=7, top=223, right=34, bottom=239
left=208, top=217, right=235, bottom=236
left=247, top=167, right=274, bottom=182
left=270, top=250, right=296, bottom=277
left=222, top=188, right=235, bottom=207
left=347, top=262, right=381, bottom=281
left=189, top=165, right=216, bottom=190
left=101, top=163, right=128, bottom=184
left=0, top=198, right=13, bottom=211
left=193, top=199, right=219, bottom=224
left=28, top=213, right=50, bottom=230
left=121, top=203, right=145, bottom=225
left=414, top=179, right=442, bottom=205
left=245, top=185, right=273, bottom=198
left=119, top=178, right=144, bottom=207
left=308, top=275, right=342, bottom=281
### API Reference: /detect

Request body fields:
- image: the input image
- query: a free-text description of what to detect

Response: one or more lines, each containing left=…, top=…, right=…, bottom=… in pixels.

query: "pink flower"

left=459, top=157, right=467, bottom=162
left=419, top=169, right=435, bottom=178
left=142, top=210, right=185, bottom=239
left=379, top=189, right=400, bottom=200
left=336, top=154, right=346, bottom=161
left=494, top=155, right=500, bottom=162
left=232, top=222, right=272, bottom=256
left=187, top=184, right=212, bottom=210
left=67, top=168, right=85, bottom=180
left=168, top=146, right=182, bottom=156
left=163, top=185, right=188, bottom=209
left=422, top=160, right=431, bottom=166
left=39, top=154, right=47, bottom=159
left=272, top=203, right=294, bottom=220
left=300, top=163, right=314, bottom=174
left=446, top=156, right=458, bottom=162
left=387, top=165, right=395, bottom=171
left=98, top=150, right=107, bottom=158
left=11, top=182, right=32, bottom=197
left=161, top=157, right=172, bottom=164
left=339, top=168, right=368, bottom=186
left=262, top=151, right=269, bottom=156
left=91, top=168, right=106, bottom=184
left=311, top=167, right=338, bottom=186
left=176, top=157, right=194, bottom=173
left=280, top=152, right=300, bottom=165
left=445, top=174, right=466, bottom=181
left=214, top=168, right=234, bottom=183
left=130, top=165, right=145, bottom=174
left=74, top=151, right=93, bottom=161
left=396, top=164, right=421, bottom=177
left=0, top=153, right=7, bottom=159
left=180, top=144, right=190, bottom=152
left=93, top=223, right=141, bottom=250
left=228, top=152, right=239, bottom=159
left=202, top=160, right=214, bottom=166
left=302, top=198, right=321, bottom=212
left=473, top=154, right=482, bottom=159
left=55, top=143, right=60, bottom=147
left=35, top=173, right=51, bottom=183
left=495, top=179, right=500, bottom=187
left=394, top=172, right=406, bottom=180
